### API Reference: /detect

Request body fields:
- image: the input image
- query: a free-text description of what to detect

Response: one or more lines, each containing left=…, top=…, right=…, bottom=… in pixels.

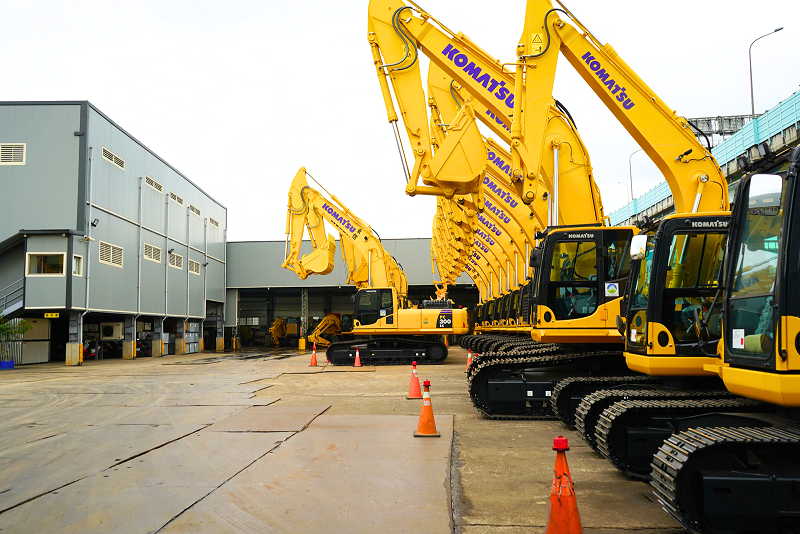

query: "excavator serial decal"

left=436, top=309, right=453, bottom=328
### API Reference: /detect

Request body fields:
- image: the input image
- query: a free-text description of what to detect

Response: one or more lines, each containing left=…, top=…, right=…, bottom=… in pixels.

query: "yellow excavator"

left=645, top=146, right=800, bottom=533
left=283, top=167, right=469, bottom=365
left=307, top=313, right=343, bottom=348
left=269, top=317, right=287, bottom=348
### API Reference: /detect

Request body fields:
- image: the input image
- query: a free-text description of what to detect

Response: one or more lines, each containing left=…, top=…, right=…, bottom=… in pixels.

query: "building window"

left=27, top=253, right=65, bottom=276
left=101, top=147, right=125, bottom=170
left=99, top=241, right=123, bottom=268
left=169, top=252, right=183, bottom=270
left=188, top=259, right=201, bottom=275
left=145, top=175, right=163, bottom=193
left=189, top=204, right=201, bottom=217
left=72, top=255, right=83, bottom=276
left=0, top=143, right=26, bottom=165
left=209, top=218, right=219, bottom=228
left=170, top=191, right=184, bottom=205
left=144, top=243, right=162, bottom=264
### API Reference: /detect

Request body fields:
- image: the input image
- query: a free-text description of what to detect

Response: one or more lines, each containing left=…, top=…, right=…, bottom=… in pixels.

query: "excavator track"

left=594, top=397, right=769, bottom=480
left=550, top=375, right=663, bottom=428
left=575, top=388, right=735, bottom=450
left=467, top=347, right=622, bottom=419
left=651, top=426, right=800, bottom=534
left=325, top=336, right=448, bottom=366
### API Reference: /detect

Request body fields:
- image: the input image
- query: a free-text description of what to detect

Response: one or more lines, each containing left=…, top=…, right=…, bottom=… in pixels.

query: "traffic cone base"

left=406, top=361, right=422, bottom=399
left=414, top=380, right=440, bottom=438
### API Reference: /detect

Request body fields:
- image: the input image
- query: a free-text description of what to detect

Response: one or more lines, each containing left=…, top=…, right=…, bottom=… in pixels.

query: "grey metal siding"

left=0, top=105, right=81, bottom=242
left=24, top=235, right=68, bottom=309
left=205, top=259, right=225, bottom=303
left=225, top=288, right=238, bottom=327
left=226, top=239, right=474, bottom=288
left=82, top=105, right=226, bottom=319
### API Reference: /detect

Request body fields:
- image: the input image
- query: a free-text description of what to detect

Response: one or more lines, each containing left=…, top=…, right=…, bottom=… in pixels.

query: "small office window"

left=0, top=143, right=26, bottom=165
left=27, top=253, right=65, bottom=276
left=189, top=205, right=201, bottom=217
left=209, top=218, right=219, bottom=228
left=72, top=255, right=83, bottom=276
left=188, top=259, right=201, bottom=275
left=170, top=191, right=184, bottom=205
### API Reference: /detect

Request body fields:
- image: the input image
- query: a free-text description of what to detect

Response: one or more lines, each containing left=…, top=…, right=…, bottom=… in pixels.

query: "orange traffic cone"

left=309, top=342, right=318, bottom=367
left=354, top=347, right=362, bottom=367
left=413, top=380, right=440, bottom=437
left=545, top=436, right=583, bottom=534
left=406, top=361, right=422, bottom=399
left=465, top=349, right=473, bottom=373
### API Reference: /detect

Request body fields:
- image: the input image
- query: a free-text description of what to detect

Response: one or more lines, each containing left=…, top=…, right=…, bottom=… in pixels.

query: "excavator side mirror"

left=615, top=315, right=625, bottom=336
left=530, top=248, right=543, bottom=268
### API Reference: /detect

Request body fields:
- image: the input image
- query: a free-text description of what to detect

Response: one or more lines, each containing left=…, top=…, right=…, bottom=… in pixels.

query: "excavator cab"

left=528, top=226, right=635, bottom=343
left=353, top=288, right=396, bottom=328
left=719, top=150, right=800, bottom=406
left=621, top=214, right=728, bottom=376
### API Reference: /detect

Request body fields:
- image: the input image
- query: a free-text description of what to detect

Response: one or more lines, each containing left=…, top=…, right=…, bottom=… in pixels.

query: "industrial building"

left=0, top=102, right=227, bottom=364
left=0, top=101, right=477, bottom=365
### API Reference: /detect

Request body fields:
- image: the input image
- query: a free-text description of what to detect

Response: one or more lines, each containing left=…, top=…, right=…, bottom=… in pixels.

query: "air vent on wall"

left=209, top=218, right=219, bottom=228
left=101, top=147, right=125, bottom=170
left=189, top=259, right=201, bottom=275
left=170, top=191, right=184, bottom=205
left=0, top=143, right=25, bottom=165
left=145, top=175, right=163, bottom=193
left=189, top=205, right=201, bottom=217
left=169, top=252, right=183, bottom=270
left=144, top=243, right=162, bottom=263
left=99, top=241, right=123, bottom=267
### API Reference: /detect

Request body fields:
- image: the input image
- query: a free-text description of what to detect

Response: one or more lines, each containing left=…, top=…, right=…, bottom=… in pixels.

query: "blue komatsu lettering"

left=582, top=51, right=636, bottom=111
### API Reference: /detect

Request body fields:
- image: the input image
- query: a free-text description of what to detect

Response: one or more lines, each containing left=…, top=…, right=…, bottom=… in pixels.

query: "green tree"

left=0, top=316, right=33, bottom=361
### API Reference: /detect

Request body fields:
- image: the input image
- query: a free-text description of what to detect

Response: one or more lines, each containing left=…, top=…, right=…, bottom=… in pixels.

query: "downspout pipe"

left=80, top=147, right=95, bottom=346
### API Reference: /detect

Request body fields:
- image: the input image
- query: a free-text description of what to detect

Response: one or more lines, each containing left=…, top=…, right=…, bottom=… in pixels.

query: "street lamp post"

left=628, top=149, right=643, bottom=202
left=617, top=181, right=631, bottom=203
left=749, top=28, right=783, bottom=120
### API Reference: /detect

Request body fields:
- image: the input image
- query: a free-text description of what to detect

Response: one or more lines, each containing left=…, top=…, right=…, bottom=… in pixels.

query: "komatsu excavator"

left=645, top=146, right=800, bottom=534
left=283, top=167, right=469, bottom=365
left=451, top=0, right=732, bottom=426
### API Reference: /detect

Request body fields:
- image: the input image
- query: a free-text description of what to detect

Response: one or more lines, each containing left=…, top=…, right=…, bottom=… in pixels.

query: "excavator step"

left=651, top=426, right=800, bottom=534
left=594, top=397, right=769, bottom=480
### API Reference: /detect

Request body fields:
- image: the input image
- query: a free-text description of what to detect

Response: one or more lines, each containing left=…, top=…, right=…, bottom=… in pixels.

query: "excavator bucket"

left=423, top=102, right=486, bottom=195
left=299, top=234, right=336, bottom=276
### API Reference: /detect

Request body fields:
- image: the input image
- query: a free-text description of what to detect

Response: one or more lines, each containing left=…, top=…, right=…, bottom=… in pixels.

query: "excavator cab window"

left=661, top=232, right=726, bottom=347
left=727, top=173, right=786, bottom=360
left=354, top=289, right=395, bottom=326
left=547, top=240, right=599, bottom=320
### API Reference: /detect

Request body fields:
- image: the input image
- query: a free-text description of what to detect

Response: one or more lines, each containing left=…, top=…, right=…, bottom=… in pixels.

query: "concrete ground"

left=0, top=346, right=687, bottom=533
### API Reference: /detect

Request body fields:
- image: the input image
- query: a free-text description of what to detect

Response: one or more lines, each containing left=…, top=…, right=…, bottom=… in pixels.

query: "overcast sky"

left=4, top=0, right=797, bottom=242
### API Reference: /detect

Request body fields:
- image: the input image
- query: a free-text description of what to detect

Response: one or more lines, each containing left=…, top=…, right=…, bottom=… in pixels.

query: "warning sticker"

left=732, top=329, right=745, bottom=349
